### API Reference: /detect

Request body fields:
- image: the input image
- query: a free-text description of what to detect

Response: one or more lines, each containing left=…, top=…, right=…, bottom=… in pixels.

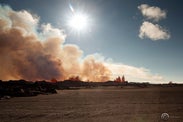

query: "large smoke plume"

left=0, top=5, right=111, bottom=81
left=0, top=5, right=164, bottom=83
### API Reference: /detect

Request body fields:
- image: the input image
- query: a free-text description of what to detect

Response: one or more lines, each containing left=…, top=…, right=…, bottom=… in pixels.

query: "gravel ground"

left=0, top=86, right=183, bottom=122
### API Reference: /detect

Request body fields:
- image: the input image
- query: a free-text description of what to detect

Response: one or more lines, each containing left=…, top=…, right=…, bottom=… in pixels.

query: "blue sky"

left=0, top=0, right=183, bottom=82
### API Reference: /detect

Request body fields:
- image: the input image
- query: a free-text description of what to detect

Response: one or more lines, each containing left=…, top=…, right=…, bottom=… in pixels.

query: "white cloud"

left=0, top=4, right=166, bottom=83
left=138, top=4, right=166, bottom=22
left=105, top=63, right=164, bottom=83
left=139, top=21, right=170, bottom=41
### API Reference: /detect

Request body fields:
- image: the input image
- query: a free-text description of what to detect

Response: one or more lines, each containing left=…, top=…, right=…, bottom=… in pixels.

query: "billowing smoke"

left=0, top=5, right=164, bottom=83
left=0, top=5, right=111, bottom=81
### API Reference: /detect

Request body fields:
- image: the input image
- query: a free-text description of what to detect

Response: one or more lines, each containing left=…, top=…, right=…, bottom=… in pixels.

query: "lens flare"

left=68, top=13, right=88, bottom=31
left=69, top=3, right=74, bottom=12
left=67, top=4, right=89, bottom=32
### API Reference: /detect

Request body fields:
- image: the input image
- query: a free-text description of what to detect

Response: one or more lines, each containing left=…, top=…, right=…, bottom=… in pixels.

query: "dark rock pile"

left=0, top=80, right=57, bottom=99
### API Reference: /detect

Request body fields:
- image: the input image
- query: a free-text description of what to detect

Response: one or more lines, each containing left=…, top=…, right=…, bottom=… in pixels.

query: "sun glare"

left=68, top=13, right=88, bottom=31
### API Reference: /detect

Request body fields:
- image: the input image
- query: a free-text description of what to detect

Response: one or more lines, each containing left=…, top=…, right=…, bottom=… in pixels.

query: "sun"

left=68, top=13, right=88, bottom=32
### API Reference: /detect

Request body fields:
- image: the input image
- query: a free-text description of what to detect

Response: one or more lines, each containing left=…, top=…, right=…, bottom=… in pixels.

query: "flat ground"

left=0, top=86, right=183, bottom=122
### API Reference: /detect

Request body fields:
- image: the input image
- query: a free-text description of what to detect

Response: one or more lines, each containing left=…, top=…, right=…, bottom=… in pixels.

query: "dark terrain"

left=0, top=83, right=183, bottom=122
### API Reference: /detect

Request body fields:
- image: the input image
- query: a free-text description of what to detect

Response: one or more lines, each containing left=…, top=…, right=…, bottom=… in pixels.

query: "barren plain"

left=0, top=87, right=183, bottom=122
